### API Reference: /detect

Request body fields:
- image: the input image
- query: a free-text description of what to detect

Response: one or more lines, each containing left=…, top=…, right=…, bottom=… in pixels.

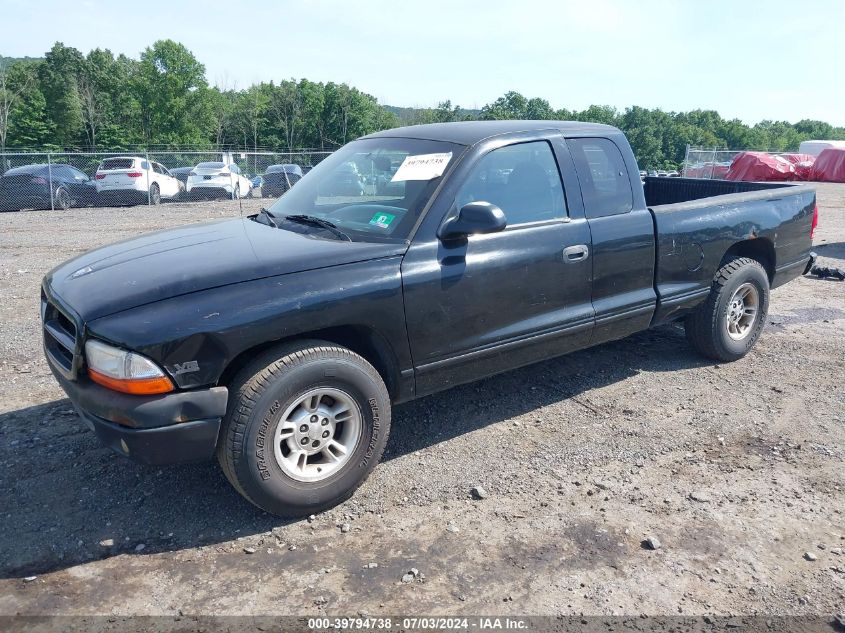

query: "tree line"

left=2, top=41, right=844, bottom=170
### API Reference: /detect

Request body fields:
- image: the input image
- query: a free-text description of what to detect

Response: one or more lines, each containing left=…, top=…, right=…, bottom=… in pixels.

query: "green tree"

left=133, top=40, right=213, bottom=146
left=39, top=43, right=85, bottom=147
left=231, top=84, right=271, bottom=150
left=480, top=91, right=528, bottom=120
left=2, top=61, right=54, bottom=151
left=76, top=49, right=142, bottom=149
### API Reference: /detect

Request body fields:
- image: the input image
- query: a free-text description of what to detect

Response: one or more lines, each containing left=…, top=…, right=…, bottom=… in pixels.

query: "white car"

left=186, top=162, right=253, bottom=199
left=94, top=156, right=182, bottom=205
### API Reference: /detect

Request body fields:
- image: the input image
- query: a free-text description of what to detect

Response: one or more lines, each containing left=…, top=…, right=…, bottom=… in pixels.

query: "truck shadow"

left=0, top=324, right=709, bottom=579
left=813, top=240, right=845, bottom=260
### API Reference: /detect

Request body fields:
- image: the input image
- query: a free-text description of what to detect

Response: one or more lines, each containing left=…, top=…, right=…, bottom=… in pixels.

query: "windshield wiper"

left=281, top=214, right=351, bottom=241
left=253, top=207, right=278, bottom=227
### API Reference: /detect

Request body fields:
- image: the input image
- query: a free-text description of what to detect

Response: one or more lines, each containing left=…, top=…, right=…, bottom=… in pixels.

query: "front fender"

left=87, top=258, right=410, bottom=390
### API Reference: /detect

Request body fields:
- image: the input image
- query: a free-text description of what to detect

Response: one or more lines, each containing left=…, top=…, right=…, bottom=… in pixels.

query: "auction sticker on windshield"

left=390, top=152, right=452, bottom=182
left=369, top=212, right=396, bottom=229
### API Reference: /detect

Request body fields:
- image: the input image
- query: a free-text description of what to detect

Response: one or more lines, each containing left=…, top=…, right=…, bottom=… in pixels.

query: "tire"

left=233, top=184, right=241, bottom=200
left=55, top=187, right=71, bottom=210
left=684, top=256, right=770, bottom=362
left=149, top=183, right=161, bottom=206
left=217, top=340, right=391, bottom=517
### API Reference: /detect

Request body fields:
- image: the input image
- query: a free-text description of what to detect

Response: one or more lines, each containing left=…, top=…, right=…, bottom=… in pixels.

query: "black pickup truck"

left=41, top=121, right=817, bottom=516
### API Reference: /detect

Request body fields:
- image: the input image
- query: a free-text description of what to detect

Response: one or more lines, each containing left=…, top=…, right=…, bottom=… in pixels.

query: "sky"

left=2, top=0, right=844, bottom=125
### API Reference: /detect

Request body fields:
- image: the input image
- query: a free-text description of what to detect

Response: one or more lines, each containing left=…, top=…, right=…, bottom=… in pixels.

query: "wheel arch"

left=721, top=237, right=775, bottom=283
left=217, top=325, right=402, bottom=400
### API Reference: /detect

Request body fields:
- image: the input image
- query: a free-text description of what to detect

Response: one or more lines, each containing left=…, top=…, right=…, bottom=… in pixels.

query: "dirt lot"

left=0, top=188, right=843, bottom=618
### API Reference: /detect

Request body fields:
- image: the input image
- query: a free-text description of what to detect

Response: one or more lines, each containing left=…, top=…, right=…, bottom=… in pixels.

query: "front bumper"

left=48, top=357, right=228, bottom=465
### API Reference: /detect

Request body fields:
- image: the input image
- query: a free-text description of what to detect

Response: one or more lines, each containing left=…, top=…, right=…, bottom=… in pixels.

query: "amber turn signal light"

left=88, top=368, right=174, bottom=395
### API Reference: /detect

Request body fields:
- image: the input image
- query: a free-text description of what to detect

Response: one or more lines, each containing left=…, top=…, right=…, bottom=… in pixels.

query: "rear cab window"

left=568, top=138, right=633, bottom=218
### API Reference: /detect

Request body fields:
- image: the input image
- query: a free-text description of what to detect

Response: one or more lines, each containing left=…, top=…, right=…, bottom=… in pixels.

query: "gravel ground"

left=0, top=188, right=843, bottom=617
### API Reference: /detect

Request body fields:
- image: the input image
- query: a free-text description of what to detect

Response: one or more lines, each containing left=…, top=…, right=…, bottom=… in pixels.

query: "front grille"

left=42, top=291, right=81, bottom=379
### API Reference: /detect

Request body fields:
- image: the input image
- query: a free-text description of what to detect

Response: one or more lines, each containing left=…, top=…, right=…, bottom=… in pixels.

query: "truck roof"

left=364, top=120, right=619, bottom=146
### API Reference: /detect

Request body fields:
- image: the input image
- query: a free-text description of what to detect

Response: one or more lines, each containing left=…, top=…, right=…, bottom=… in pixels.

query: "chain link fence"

left=682, top=147, right=744, bottom=180
left=681, top=146, right=813, bottom=180
left=0, top=150, right=333, bottom=211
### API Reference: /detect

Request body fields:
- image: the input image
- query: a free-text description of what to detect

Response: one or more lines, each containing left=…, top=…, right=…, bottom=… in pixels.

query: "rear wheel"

left=217, top=341, right=391, bottom=517
left=55, top=187, right=71, bottom=210
left=233, top=184, right=241, bottom=200
left=149, top=183, right=161, bottom=205
left=685, top=256, right=769, bottom=362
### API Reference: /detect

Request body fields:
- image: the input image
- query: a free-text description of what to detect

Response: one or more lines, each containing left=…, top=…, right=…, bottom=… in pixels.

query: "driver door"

left=401, top=136, right=595, bottom=396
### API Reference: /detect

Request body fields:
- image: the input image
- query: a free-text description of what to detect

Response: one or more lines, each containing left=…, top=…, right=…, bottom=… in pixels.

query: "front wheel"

left=685, top=256, right=770, bottom=362
left=217, top=341, right=391, bottom=517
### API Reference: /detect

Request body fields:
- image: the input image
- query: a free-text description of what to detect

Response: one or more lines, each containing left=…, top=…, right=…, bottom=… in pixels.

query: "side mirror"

left=438, top=201, right=507, bottom=240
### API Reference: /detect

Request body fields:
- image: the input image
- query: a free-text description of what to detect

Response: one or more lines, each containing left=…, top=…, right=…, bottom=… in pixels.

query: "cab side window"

left=568, top=138, right=633, bottom=218
left=455, top=141, right=566, bottom=226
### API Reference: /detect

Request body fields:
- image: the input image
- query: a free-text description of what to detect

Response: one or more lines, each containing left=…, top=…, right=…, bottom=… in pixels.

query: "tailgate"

left=97, top=170, right=145, bottom=188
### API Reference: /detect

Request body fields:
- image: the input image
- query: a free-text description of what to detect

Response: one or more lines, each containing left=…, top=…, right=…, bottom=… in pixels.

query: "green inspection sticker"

left=369, top=212, right=396, bottom=229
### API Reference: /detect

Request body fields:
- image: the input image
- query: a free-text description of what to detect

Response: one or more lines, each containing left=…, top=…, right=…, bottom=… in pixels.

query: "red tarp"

left=811, top=148, right=845, bottom=182
left=726, top=152, right=798, bottom=181
left=778, top=153, right=815, bottom=165
left=779, top=153, right=816, bottom=180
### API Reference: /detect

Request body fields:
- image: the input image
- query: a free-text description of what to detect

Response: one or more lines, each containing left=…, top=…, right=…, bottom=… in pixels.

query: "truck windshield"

left=267, top=137, right=464, bottom=242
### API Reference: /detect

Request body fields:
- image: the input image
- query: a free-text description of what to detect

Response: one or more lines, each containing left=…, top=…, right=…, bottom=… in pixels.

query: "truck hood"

left=44, top=218, right=406, bottom=321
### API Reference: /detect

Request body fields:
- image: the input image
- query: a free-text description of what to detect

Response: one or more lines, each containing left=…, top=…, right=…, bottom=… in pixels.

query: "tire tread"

left=216, top=340, right=390, bottom=516
left=685, top=256, right=766, bottom=362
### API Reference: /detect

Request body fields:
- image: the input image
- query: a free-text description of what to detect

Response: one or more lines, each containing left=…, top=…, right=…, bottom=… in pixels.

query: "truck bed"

left=643, top=176, right=795, bottom=207
left=644, top=177, right=816, bottom=326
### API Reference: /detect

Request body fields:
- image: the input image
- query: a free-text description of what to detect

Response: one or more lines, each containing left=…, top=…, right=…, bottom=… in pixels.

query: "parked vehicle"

left=317, top=161, right=364, bottom=197
left=0, top=164, right=97, bottom=211
left=798, top=139, right=845, bottom=156
left=41, top=121, right=816, bottom=517
left=186, top=162, right=252, bottom=199
left=260, top=164, right=303, bottom=198
left=169, top=167, right=193, bottom=184
left=167, top=167, right=193, bottom=199
left=95, top=157, right=182, bottom=205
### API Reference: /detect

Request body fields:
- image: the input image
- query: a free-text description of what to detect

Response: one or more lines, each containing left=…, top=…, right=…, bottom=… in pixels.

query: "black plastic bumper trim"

left=77, top=408, right=221, bottom=465
left=48, top=356, right=228, bottom=430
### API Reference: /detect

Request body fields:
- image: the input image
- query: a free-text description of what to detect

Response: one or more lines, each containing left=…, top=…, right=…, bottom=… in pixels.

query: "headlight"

left=85, top=339, right=174, bottom=395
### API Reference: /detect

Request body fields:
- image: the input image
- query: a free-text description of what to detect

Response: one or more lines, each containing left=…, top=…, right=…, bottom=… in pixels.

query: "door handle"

left=562, top=244, right=589, bottom=263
